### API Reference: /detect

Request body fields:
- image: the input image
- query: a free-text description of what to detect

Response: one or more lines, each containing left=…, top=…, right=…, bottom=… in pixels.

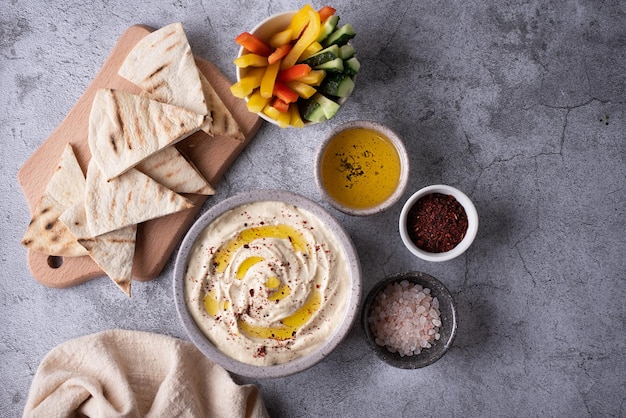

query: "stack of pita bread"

left=21, top=23, right=244, bottom=297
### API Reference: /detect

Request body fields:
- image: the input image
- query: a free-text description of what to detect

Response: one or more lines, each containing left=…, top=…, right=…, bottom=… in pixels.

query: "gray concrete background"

left=2, top=0, right=625, bottom=416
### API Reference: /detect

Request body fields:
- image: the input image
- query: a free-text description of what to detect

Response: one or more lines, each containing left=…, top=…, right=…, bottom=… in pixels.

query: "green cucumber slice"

left=319, top=73, right=355, bottom=98
left=338, top=44, right=356, bottom=59
left=300, top=44, right=339, bottom=67
left=316, top=15, right=339, bottom=43
left=344, top=56, right=361, bottom=75
left=322, top=23, right=356, bottom=47
left=302, top=100, right=326, bottom=122
left=314, top=57, right=344, bottom=72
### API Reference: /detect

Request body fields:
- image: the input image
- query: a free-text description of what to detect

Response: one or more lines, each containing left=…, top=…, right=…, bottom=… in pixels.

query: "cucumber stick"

left=300, top=44, right=339, bottom=67
left=302, top=93, right=341, bottom=122
left=322, top=24, right=356, bottom=47
left=316, top=15, right=339, bottom=42
left=314, top=57, right=344, bottom=72
left=319, top=73, right=355, bottom=98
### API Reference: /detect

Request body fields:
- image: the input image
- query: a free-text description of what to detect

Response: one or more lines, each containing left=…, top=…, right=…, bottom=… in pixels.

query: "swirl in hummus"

left=184, top=201, right=351, bottom=366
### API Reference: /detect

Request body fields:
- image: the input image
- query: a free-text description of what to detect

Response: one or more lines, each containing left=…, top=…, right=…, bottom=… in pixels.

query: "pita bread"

left=198, top=70, right=245, bottom=141
left=118, top=22, right=208, bottom=116
left=60, top=203, right=137, bottom=297
left=136, top=146, right=215, bottom=195
left=21, top=144, right=89, bottom=257
left=88, top=88, right=206, bottom=181
left=85, top=159, right=195, bottom=236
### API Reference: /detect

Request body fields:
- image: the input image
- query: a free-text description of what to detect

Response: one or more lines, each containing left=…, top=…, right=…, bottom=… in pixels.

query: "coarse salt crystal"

left=368, top=281, right=442, bottom=357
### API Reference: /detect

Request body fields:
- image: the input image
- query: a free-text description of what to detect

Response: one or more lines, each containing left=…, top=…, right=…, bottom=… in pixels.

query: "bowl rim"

left=172, top=189, right=362, bottom=378
left=399, top=184, right=478, bottom=261
left=361, top=271, right=458, bottom=368
left=315, top=120, right=410, bottom=216
left=235, top=11, right=294, bottom=82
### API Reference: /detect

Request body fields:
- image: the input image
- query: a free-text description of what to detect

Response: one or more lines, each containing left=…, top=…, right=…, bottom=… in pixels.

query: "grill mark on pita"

left=110, top=92, right=128, bottom=152
left=165, top=40, right=182, bottom=53
left=147, top=64, right=168, bottom=82
left=146, top=79, right=167, bottom=95
left=108, top=237, right=136, bottom=244
left=45, top=221, right=55, bottom=230
left=77, top=238, right=96, bottom=250
left=109, top=194, right=117, bottom=225
left=109, top=134, right=118, bottom=154
left=161, top=29, right=177, bottom=41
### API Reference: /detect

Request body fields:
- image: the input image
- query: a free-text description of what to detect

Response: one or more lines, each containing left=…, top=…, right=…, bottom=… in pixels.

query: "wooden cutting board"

left=17, top=25, right=263, bottom=289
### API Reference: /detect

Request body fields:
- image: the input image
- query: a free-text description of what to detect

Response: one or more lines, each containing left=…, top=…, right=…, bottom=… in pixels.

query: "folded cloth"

left=22, top=329, right=269, bottom=418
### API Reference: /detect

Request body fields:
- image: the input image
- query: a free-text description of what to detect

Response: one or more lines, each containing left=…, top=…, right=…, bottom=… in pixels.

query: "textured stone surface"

left=1, top=0, right=625, bottom=416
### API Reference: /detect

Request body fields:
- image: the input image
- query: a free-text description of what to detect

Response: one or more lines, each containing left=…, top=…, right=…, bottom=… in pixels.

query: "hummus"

left=184, top=200, right=351, bottom=366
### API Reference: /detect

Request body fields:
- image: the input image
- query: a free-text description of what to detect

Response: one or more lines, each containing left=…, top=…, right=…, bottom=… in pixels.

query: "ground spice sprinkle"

left=407, top=193, right=468, bottom=253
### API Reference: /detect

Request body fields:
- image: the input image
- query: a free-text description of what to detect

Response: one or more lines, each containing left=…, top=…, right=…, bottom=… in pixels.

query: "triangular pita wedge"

left=118, top=22, right=209, bottom=116
left=138, top=89, right=213, bottom=135
left=85, top=159, right=195, bottom=236
left=60, top=203, right=137, bottom=297
left=88, top=88, right=206, bottom=180
left=198, top=70, right=245, bottom=141
left=21, top=144, right=88, bottom=257
left=136, top=146, right=215, bottom=195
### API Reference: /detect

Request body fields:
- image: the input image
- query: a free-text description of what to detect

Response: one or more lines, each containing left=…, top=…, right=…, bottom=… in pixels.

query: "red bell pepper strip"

left=272, top=97, right=290, bottom=113
left=277, top=64, right=312, bottom=82
left=318, top=6, right=336, bottom=23
left=273, top=81, right=300, bottom=104
left=268, top=43, right=292, bottom=65
left=234, top=32, right=273, bottom=57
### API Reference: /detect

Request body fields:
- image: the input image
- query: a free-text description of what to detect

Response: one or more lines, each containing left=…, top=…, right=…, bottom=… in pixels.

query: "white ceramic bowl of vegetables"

left=230, top=5, right=359, bottom=128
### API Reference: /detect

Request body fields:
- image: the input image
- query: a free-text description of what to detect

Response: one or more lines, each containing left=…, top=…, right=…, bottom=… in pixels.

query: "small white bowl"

left=399, top=185, right=478, bottom=262
left=315, top=120, right=409, bottom=216
left=236, top=11, right=352, bottom=127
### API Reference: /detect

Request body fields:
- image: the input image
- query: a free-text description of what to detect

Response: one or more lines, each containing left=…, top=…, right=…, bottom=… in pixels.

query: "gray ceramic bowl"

left=173, top=189, right=361, bottom=378
left=315, top=120, right=409, bottom=216
left=361, top=271, right=457, bottom=368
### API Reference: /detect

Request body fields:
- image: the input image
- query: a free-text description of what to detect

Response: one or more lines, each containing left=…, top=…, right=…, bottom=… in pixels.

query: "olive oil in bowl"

left=317, top=122, right=408, bottom=216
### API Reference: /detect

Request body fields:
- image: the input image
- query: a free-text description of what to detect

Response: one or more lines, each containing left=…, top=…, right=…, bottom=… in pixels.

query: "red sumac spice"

left=406, top=193, right=468, bottom=253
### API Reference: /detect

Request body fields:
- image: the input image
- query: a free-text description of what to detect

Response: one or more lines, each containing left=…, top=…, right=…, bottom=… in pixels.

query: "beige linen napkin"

left=23, top=329, right=269, bottom=418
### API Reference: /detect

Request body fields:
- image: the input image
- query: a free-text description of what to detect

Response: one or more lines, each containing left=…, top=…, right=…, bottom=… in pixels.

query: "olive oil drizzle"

left=206, top=223, right=322, bottom=341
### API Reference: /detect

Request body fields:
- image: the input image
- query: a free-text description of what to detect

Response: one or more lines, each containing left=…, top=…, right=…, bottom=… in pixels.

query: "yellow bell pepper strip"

left=260, top=60, right=281, bottom=98
left=281, top=10, right=321, bottom=70
left=229, top=67, right=265, bottom=98
left=262, top=103, right=281, bottom=120
left=246, top=90, right=271, bottom=113
left=299, top=42, right=323, bottom=61
left=288, top=4, right=315, bottom=40
left=234, top=32, right=273, bottom=56
left=285, top=80, right=317, bottom=99
left=233, top=53, right=268, bottom=68
left=289, top=104, right=305, bottom=128
left=269, top=28, right=293, bottom=48
left=276, top=108, right=291, bottom=127
left=293, top=69, right=326, bottom=86
left=268, top=44, right=292, bottom=65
